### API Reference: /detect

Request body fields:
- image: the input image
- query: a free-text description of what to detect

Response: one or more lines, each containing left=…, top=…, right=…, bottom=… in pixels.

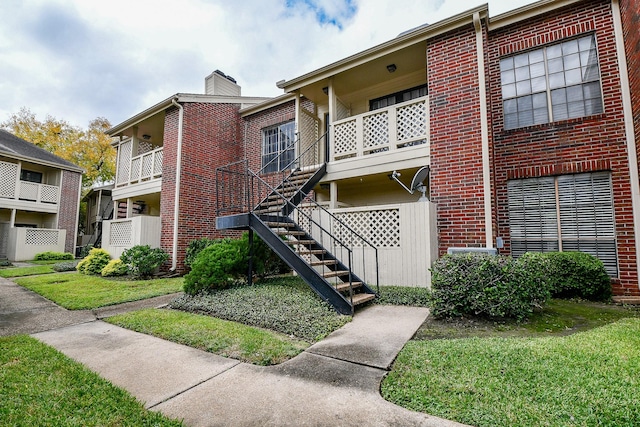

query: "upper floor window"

left=261, top=121, right=295, bottom=173
left=370, top=84, right=427, bottom=111
left=500, top=34, right=603, bottom=130
left=20, top=169, right=43, bottom=183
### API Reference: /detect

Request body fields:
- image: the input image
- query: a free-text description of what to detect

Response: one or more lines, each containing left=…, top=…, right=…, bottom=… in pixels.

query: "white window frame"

left=261, top=121, right=296, bottom=173
left=500, top=34, right=603, bottom=130
left=507, top=171, right=618, bottom=276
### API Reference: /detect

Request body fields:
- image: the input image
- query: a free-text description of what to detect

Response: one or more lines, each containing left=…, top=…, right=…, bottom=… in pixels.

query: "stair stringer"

left=282, top=164, right=327, bottom=216
left=249, top=213, right=355, bottom=315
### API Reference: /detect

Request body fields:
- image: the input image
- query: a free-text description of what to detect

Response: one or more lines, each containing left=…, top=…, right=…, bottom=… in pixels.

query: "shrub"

left=120, top=245, right=169, bottom=279
left=76, top=248, right=111, bottom=275
left=239, top=233, right=290, bottom=278
left=185, top=238, right=218, bottom=268
left=52, top=261, right=78, bottom=272
left=79, top=244, right=93, bottom=259
left=34, top=251, right=74, bottom=261
left=375, top=286, right=430, bottom=306
left=184, top=239, right=246, bottom=295
left=429, top=253, right=551, bottom=321
left=101, top=259, right=129, bottom=277
left=0, top=260, right=13, bottom=268
left=544, top=251, right=611, bottom=301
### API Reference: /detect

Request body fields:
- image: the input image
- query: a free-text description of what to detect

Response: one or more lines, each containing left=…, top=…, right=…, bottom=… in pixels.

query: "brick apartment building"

left=104, top=0, right=640, bottom=311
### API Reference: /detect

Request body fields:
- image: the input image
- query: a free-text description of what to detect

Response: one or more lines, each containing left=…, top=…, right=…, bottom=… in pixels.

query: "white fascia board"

left=489, top=0, right=585, bottom=31
left=0, top=151, right=84, bottom=174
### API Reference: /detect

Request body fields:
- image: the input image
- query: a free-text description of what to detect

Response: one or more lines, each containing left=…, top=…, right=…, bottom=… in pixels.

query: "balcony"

left=0, top=160, right=60, bottom=212
left=116, top=146, right=163, bottom=187
left=331, top=96, right=429, bottom=162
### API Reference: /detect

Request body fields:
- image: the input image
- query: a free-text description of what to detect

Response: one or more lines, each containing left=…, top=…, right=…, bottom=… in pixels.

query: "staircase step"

left=334, top=282, right=363, bottom=292
left=297, top=249, right=327, bottom=255
left=350, top=293, right=376, bottom=306
left=265, top=221, right=295, bottom=228
left=323, top=270, right=350, bottom=278
left=287, top=240, right=316, bottom=246
left=277, top=231, right=306, bottom=236
left=310, top=259, right=339, bottom=266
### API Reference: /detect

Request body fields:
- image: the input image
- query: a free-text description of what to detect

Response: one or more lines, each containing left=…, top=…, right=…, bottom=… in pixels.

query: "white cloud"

left=0, top=0, right=536, bottom=128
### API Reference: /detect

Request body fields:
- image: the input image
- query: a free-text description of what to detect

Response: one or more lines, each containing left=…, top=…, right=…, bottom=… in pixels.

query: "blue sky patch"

left=285, top=0, right=357, bottom=29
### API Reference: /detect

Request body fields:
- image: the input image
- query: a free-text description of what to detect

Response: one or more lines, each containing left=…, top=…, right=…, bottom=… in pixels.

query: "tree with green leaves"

left=1, top=107, right=116, bottom=188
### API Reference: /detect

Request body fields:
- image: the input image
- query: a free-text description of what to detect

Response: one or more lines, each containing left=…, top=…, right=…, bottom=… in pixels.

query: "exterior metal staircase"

left=216, top=136, right=378, bottom=315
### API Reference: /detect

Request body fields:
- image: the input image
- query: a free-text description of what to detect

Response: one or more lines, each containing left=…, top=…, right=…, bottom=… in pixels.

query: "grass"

left=13, top=273, right=183, bottom=310
left=107, top=308, right=309, bottom=365
left=0, top=264, right=55, bottom=278
left=383, top=301, right=640, bottom=427
left=0, top=335, right=182, bottom=426
left=170, top=276, right=351, bottom=342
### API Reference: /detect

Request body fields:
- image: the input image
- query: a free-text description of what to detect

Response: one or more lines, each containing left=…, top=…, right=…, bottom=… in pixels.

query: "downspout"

left=474, top=12, right=493, bottom=248
left=612, top=0, right=640, bottom=286
left=170, top=98, right=184, bottom=271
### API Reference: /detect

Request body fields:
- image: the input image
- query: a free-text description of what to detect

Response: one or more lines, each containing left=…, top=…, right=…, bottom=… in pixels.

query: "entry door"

left=0, top=222, right=9, bottom=259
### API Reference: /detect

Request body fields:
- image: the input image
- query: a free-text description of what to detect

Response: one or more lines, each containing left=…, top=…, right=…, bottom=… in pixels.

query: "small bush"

left=34, top=251, right=74, bottom=261
left=376, top=286, right=430, bottom=306
left=184, top=239, right=246, bottom=295
left=79, top=244, right=93, bottom=259
left=101, top=259, right=129, bottom=277
left=544, top=251, right=612, bottom=301
left=52, top=261, right=78, bottom=272
left=76, top=248, right=111, bottom=275
left=120, top=245, right=169, bottom=279
left=429, top=253, right=551, bottom=321
left=239, top=233, right=290, bottom=278
left=185, top=238, right=218, bottom=268
left=0, top=260, right=13, bottom=268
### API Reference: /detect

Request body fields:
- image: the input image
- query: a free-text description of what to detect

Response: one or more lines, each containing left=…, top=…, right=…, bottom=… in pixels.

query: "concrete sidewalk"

left=3, top=277, right=468, bottom=426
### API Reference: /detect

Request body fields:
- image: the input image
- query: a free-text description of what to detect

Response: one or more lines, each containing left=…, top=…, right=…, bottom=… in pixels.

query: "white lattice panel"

left=130, top=157, right=141, bottom=181
left=363, top=111, right=389, bottom=150
left=25, top=229, right=59, bottom=245
left=334, top=120, right=357, bottom=157
left=397, top=100, right=427, bottom=141
left=19, top=182, right=39, bottom=201
left=40, top=184, right=59, bottom=203
left=154, top=150, right=163, bottom=175
left=137, top=140, right=154, bottom=155
left=141, top=153, right=153, bottom=179
left=336, top=99, right=350, bottom=121
left=300, top=110, right=319, bottom=167
left=335, top=209, right=400, bottom=247
left=117, top=140, right=132, bottom=185
left=110, top=221, right=132, bottom=246
left=0, top=161, right=18, bottom=198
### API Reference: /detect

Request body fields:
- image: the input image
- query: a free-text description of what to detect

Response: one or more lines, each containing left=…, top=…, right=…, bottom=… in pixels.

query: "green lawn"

left=0, top=335, right=182, bottom=426
left=13, top=273, right=183, bottom=310
left=0, top=265, right=55, bottom=278
left=107, top=308, right=308, bottom=365
left=382, top=318, right=640, bottom=426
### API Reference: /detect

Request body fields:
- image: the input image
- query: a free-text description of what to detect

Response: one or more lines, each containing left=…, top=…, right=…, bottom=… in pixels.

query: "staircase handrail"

left=256, top=131, right=327, bottom=176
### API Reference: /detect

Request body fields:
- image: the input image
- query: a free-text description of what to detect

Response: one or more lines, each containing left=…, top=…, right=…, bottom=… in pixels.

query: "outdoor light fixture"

left=386, top=63, right=397, bottom=73
left=322, top=86, right=328, bottom=95
left=142, top=134, right=151, bottom=140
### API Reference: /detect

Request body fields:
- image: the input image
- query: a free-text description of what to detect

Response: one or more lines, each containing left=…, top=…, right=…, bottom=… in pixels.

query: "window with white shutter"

left=507, top=171, right=617, bottom=276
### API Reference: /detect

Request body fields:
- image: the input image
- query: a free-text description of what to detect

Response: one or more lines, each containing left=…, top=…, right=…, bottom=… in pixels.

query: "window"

left=261, top=121, right=295, bottom=173
left=20, top=169, right=42, bottom=183
left=369, top=84, right=427, bottom=111
left=500, top=34, right=603, bottom=130
left=507, top=171, right=617, bottom=276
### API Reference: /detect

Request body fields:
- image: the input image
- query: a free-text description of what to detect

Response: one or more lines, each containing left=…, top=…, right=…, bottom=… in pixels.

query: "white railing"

left=0, top=160, right=60, bottom=204
left=331, top=96, right=429, bottom=161
left=128, top=147, right=163, bottom=184
left=102, top=216, right=162, bottom=259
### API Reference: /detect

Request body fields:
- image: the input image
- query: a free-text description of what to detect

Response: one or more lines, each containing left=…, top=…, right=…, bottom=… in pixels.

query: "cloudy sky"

left=0, top=0, right=534, bottom=129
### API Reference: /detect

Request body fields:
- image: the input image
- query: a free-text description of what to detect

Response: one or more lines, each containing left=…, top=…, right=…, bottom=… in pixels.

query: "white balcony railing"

left=115, top=143, right=163, bottom=188
left=6, top=227, right=66, bottom=261
left=0, top=160, right=60, bottom=205
left=331, top=95, right=429, bottom=162
left=102, top=216, right=162, bottom=259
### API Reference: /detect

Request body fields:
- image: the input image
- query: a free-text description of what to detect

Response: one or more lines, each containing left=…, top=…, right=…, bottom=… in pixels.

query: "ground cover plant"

left=13, top=273, right=183, bottom=310
left=375, top=285, right=430, bottom=306
left=171, top=276, right=350, bottom=342
left=107, top=308, right=308, bottom=365
left=0, top=335, right=182, bottom=426
left=0, top=264, right=55, bottom=278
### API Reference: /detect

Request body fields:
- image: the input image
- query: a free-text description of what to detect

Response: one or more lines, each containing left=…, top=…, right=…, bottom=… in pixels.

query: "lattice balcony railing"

left=115, top=139, right=163, bottom=187
left=332, top=95, right=429, bottom=161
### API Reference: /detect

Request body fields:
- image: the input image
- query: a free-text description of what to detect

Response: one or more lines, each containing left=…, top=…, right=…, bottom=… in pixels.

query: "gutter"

left=170, top=98, right=184, bottom=271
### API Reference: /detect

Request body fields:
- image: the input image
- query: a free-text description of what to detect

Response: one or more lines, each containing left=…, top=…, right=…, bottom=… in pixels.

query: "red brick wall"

left=487, top=0, right=639, bottom=294
left=160, top=102, right=243, bottom=273
left=58, top=170, right=81, bottom=254
left=620, top=0, right=640, bottom=164
left=428, top=24, right=490, bottom=253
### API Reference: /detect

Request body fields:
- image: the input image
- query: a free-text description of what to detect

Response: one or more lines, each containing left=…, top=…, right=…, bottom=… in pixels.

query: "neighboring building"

left=79, top=183, right=114, bottom=249
left=107, top=0, right=640, bottom=312
left=0, top=129, right=83, bottom=261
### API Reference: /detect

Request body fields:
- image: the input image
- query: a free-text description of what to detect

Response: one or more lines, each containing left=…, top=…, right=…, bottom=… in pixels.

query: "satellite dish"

left=389, top=166, right=430, bottom=201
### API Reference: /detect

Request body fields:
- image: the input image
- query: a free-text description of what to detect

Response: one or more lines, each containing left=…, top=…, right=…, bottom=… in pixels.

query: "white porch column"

left=330, top=181, right=338, bottom=209
left=327, top=77, right=336, bottom=163
left=9, top=209, right=16, bottom=227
